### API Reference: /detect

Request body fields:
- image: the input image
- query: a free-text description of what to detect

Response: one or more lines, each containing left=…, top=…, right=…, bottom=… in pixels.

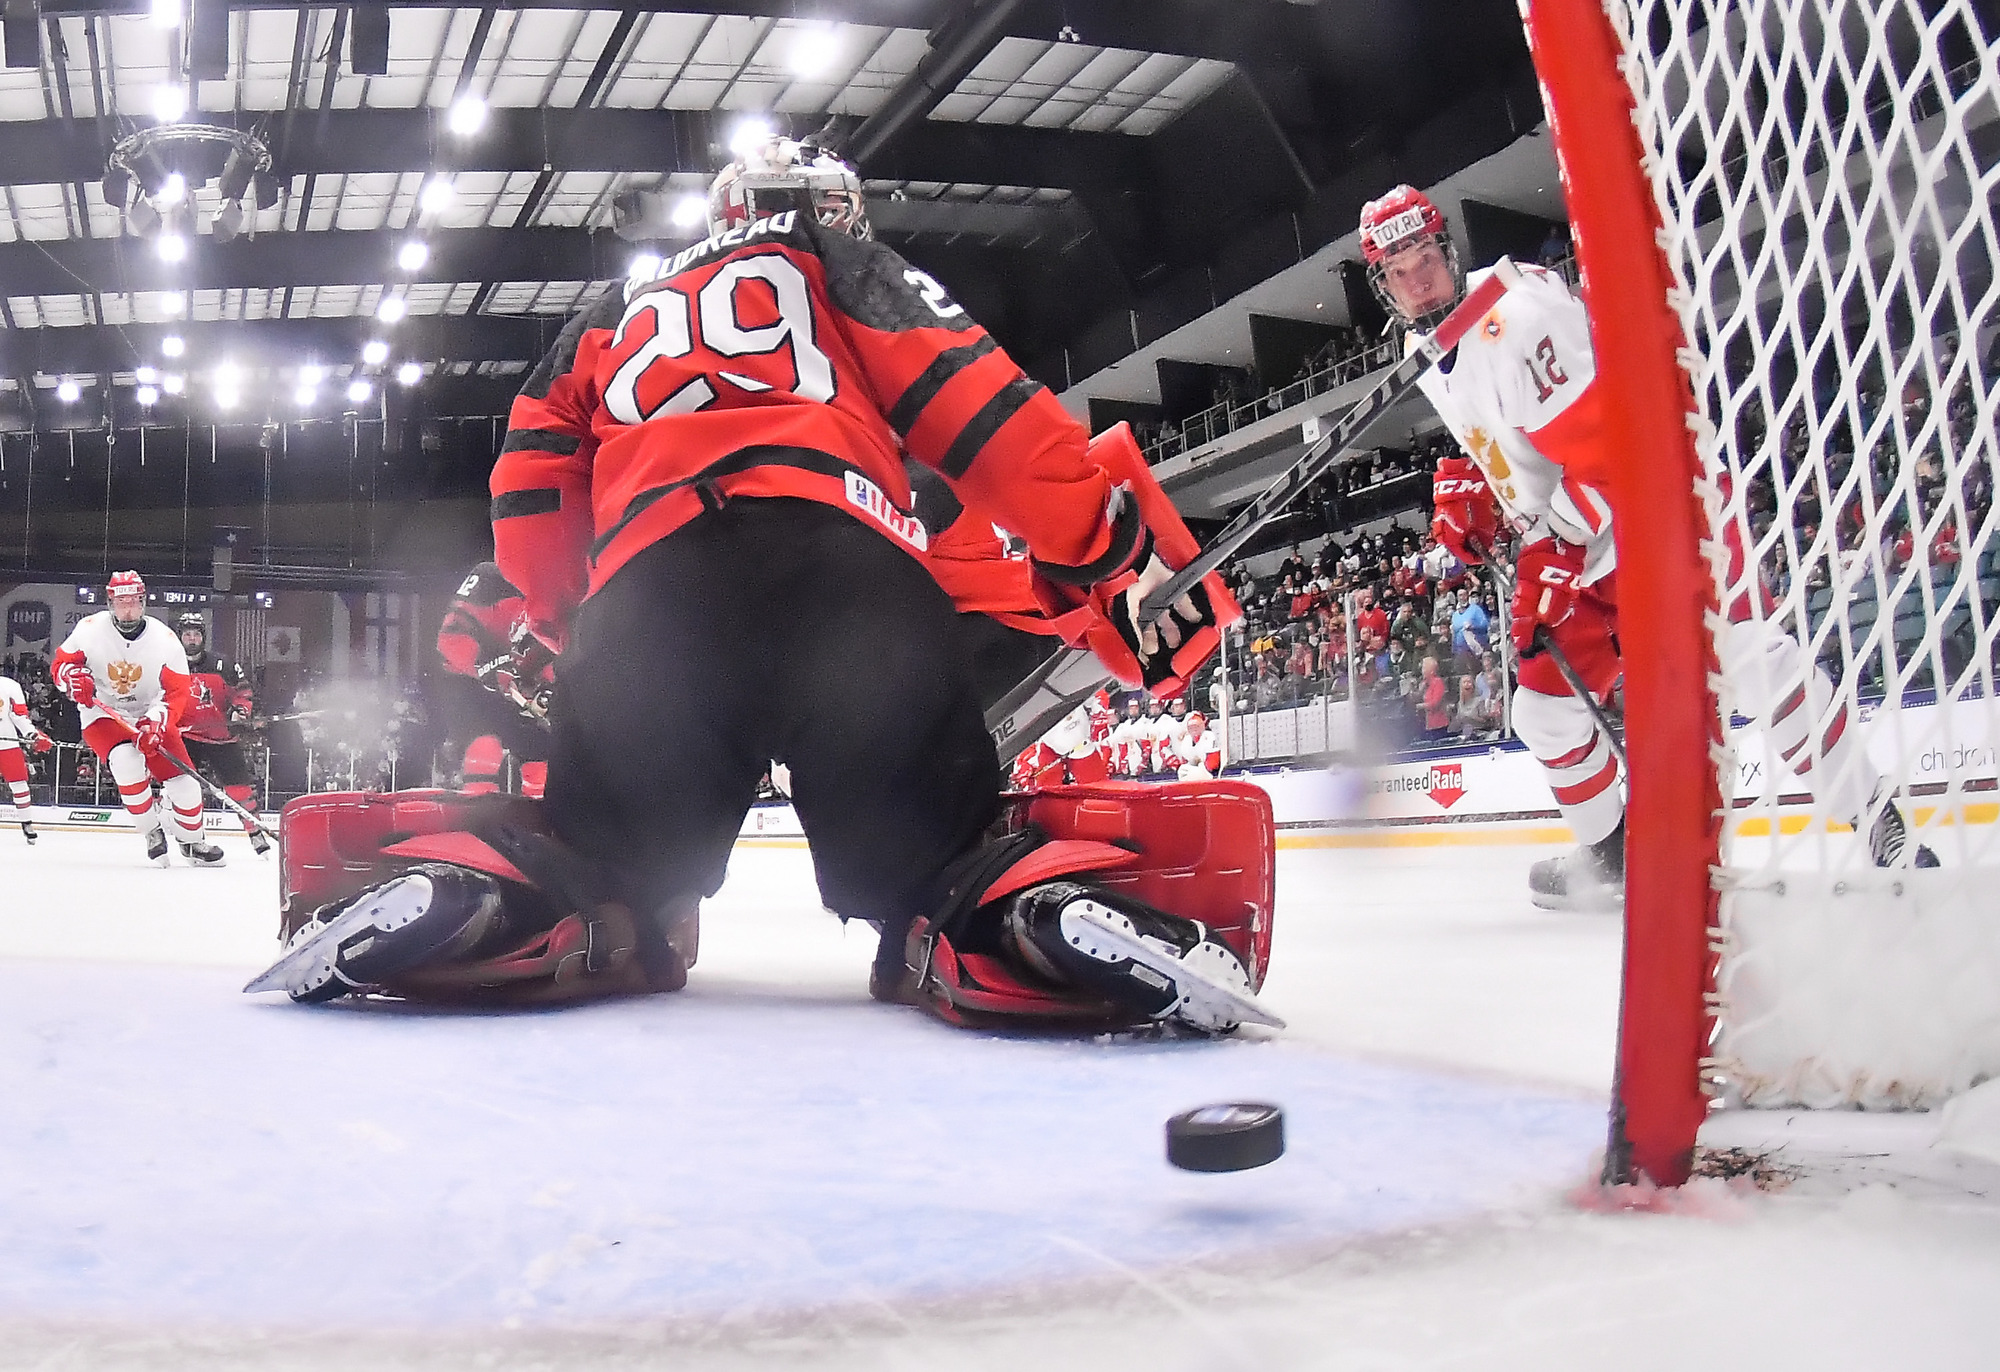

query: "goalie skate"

left=243, top=864, right=502, bottom=1002
left=1045, top=897, right=1284, bottom=1033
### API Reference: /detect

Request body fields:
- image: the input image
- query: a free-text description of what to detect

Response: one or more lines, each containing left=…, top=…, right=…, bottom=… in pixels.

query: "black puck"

left=1165, top=1101, right=1285, bottom=1172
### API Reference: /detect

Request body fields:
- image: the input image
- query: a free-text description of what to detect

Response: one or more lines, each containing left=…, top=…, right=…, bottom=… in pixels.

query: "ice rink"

left=2, top=824, right=1996, bottom=1370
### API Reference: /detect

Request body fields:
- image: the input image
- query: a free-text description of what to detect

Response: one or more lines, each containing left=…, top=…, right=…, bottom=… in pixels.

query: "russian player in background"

left=176, top=612, right=260, bottom=830
left=1359, top=185, right=1933, bottom=910
left=0, top=671, right=53, bottom=843
left=51, top=572, right=226, bottom=867
left=249, top=137, right=1273, bottom=1034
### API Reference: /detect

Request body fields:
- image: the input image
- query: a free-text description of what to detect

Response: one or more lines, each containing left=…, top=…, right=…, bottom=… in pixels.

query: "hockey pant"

left=0, top=742, right=28, bottom=811
left=888, top=780, right=1276, bottom=1030
left=82, top=717, right=204, bottom=845
left=545, top=498, right=1000, bottom=944
left=275, top=788, right=687, bottom=1005
left=1510, top=577, right=1626, bottom=847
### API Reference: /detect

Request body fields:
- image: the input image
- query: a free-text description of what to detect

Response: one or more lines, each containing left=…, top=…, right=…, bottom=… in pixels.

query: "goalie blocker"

left=250, top=779, right=1276, bottom=1033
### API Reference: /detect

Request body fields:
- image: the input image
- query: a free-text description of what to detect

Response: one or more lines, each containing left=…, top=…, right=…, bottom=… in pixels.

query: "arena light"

left=419, top=177, right=454, bottom=214
left=294, top=384, right=317, bottom=407
left=150, top=0, right=179, bottom=26
left=56, top=379, right=80, bottom=403
left=161, top=291, right=186, bottom=316
left=156, top=232, right=188, bottom=262
left=299, top=364, right=324, bottom=386
left=362, top=339, right=390, bottom=366
left=214, top=361, right=241, bottom=388
left=136, top=366, right=158, bottom=384
left=628, top=253, right=663, bottom=280
left=161, top=334, right=186, bottom=358
left=376, top=294, right=407, bottom=324
left=156, top=172, right=186, bottom=207
left=788, top=23, right=840, bottom=78
left=137, top=385, right=160, bottom=406
left=672, top=195, right=707, bottom=228
left=153, top=85, right=188, bottom=123
left=728, top=119, right=775, bottom=156
left=395, top=361, right=423, bottom=386
left=163, top=373, right=185, bottom=395
left=397, top=240, right=429, bottom=271
left=448, top=94, right=487, bottom=136
left=347, top=380, right=372, bottom=404
left=215, top=388, right=239, bottom=410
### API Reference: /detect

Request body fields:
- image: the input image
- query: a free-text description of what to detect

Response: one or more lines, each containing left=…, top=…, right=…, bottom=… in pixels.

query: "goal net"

left=1522, top=0, right=1998, bottom=1182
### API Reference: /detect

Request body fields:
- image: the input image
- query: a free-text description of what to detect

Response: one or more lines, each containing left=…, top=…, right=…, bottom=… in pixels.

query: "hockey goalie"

left=248, top=136, right=1275, bottom=1035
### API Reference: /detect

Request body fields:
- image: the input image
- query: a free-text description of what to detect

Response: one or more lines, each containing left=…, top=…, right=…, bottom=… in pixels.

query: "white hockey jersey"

left=1412, top=263, right=1617, bottom=586
left=52, top=612, right=193, bottom=730
left=0, top=674, right=34, bottom=746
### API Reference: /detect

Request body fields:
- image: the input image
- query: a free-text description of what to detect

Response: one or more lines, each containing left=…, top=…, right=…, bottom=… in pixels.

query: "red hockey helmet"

left=1358, top=184, right=1462, bottom=330
left=107, top=569, right=146, bottom=601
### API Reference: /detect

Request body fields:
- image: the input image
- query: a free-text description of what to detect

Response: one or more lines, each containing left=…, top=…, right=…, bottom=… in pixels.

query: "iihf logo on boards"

left=1427, top=762, right=1466, bottom=809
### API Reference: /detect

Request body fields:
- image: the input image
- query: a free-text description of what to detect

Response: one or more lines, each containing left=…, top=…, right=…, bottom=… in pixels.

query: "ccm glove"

left=1430, top=455, right=1501, bottom=565
left=55, top=658, right=95, bottom=706
left=1510, top=537, right=1589, bottom=657
left=135, top=709, right=173, bottom=757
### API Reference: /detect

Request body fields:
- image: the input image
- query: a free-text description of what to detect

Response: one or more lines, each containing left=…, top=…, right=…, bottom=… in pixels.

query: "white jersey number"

left=605, top=254, right=835, bottom=425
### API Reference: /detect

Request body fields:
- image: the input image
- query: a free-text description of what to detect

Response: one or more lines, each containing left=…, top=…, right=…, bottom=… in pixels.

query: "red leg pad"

left=278, top=789, right=540, bottom=939
left=1009, top=779, right=1276, bottom=989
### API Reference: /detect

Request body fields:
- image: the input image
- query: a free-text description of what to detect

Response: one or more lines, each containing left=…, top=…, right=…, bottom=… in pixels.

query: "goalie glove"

left=1510, top=537, right=1588, bottom=657
left=1029, top=424, right=1240, bottom=696
left=1430, top=454, right=1500, bottom=566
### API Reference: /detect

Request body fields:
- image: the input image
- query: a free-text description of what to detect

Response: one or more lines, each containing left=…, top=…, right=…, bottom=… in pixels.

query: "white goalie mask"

left=707, top=136, right=872, bottom=241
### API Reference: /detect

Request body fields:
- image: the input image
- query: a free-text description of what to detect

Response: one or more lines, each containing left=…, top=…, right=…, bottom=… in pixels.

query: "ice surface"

left=2, top=828, right=1994, bottom=1369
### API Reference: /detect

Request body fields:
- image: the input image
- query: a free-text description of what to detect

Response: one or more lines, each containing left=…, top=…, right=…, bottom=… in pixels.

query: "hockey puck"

left=1165, top=1102, right=1285, bottom=1172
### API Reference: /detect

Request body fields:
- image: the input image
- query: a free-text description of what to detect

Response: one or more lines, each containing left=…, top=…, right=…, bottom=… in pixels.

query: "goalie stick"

left=159, top=752, right=274, bottom=856
left=986, top=260, right=1524, bottom=764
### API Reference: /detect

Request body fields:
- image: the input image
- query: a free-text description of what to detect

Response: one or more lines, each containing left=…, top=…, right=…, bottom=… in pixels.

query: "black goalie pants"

left=545, top=497, right=1003, bottom=934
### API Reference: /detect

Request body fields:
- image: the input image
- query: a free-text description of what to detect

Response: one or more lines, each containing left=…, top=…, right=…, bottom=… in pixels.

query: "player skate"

left=143, top=813, right=170, bottom=867
left=177, top=836, right=228, bottom=868
left=247, top=863, right=506, bottom=1003
left=19, top=819, right=35, bottom=845
left=1865, top=791, right=1940, bottom=869
left=1528, top=821, right=1625, bottom=913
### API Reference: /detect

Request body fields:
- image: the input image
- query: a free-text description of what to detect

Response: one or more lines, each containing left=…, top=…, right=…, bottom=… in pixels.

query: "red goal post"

left=1519, top=0, right=1724, bottom=1188
left=1521, top=0, right=2000, bottom=1186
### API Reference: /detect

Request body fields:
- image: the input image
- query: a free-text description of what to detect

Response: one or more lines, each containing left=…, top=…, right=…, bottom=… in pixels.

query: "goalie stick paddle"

left=986, top=260, right=1524, bottom=765
left=159, top=752, right=274, bottom=856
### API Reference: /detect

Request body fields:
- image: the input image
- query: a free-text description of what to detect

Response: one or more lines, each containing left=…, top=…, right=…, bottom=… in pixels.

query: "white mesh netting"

left=1607, top=0, right=1998, bottom=1106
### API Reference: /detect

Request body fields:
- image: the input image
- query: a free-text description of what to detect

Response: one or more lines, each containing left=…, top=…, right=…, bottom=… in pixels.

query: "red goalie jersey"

left=491, top=209, right=1129, bottom=650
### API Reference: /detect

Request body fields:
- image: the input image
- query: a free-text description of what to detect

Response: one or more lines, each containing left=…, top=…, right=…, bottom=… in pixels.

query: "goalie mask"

left=1358, top=184, right=1463, bottom=332
left=707, top=135, right=872, bottom=241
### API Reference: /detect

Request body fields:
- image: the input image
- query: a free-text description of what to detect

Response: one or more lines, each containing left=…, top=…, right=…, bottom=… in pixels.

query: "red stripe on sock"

left=1771, top=685, right=1808, bottom=725
left=1545, top=733, right=1603, bottom=771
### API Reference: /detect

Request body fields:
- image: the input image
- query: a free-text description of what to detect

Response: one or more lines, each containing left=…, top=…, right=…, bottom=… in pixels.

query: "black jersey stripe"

left=886, top=336, right=998, bottom=437
left=500, top=427, right=583, bottom=456
left=590, top=444, right=897, bottom=558
left=492, top=488, right=563, bottom=520
left=938, top=376, right=1043, bottom=479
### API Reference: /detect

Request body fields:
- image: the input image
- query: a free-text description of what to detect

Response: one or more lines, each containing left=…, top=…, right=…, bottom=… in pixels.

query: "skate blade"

left=242, top=875, right=430, bottom=995
left=1068, top=904, right=1286, bottom=1031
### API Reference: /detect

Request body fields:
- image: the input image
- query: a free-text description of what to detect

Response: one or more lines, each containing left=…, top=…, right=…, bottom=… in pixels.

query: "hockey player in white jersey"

left=1358, top=185, right=1933, bottom=910
left=50, top=571, right=226, bottom=867
left=0, top=672, right=51, bottom=843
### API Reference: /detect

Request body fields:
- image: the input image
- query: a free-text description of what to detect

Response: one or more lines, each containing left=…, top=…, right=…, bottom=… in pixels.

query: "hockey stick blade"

left=1068, top=902, right=1286, bottom=1031
left=1137, top=262, right=1518, bottom=624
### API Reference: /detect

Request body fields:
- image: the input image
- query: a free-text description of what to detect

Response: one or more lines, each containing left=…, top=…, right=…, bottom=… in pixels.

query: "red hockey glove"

left=55, top=658, right=94, bottom=706
left=31, top=732, right=52, bottom=753
left=1510, top=537, right=1589, bottom=657
left=1431, top=455, right=1500, bottom=566
left=135, top=711, right=172, bottom=758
